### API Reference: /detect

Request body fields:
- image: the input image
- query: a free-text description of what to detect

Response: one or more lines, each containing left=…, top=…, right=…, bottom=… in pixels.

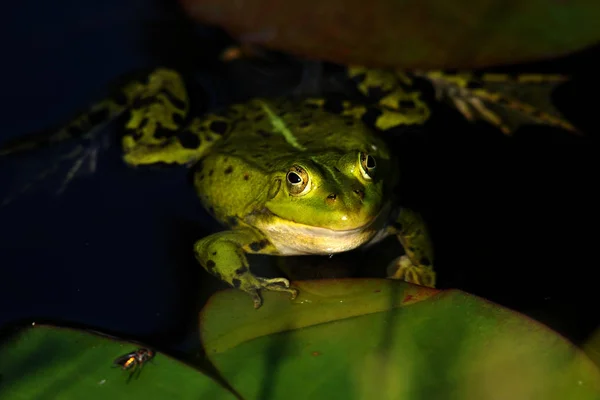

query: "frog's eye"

left=286, top=165, right=310, bottom=196
left=358, top=152, right=376, bottom=180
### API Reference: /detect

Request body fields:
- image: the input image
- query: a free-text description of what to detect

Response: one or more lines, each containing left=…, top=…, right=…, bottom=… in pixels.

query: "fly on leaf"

left=113, top=348, right=155, bottom=381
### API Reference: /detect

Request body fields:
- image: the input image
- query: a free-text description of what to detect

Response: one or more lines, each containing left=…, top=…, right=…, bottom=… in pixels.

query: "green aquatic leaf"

left=179, top=0, right=600, bottom=69
left=0, top=325, right=236, bottom=400
left=201, top=279, right=600, bottom=400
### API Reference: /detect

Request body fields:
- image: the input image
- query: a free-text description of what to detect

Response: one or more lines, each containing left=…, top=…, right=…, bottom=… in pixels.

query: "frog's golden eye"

left=359, top=152, right=376, bottom=180
left=286, top=165, right=310, bottom=196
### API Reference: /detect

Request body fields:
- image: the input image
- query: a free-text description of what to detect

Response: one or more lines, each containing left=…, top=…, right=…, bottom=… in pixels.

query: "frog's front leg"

left=387, top=207, right=436, bottom=288
left=194, top=228, right=298, bottom=309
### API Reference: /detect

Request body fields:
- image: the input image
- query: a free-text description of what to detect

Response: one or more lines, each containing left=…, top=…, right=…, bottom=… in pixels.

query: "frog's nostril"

left=326, top=193, right=337, bottom=205
left=353, top=189, right=365, bottom=200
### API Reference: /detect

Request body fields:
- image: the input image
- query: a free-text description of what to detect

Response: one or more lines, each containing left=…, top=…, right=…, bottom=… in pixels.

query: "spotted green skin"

left=2, top=68, right=436, bottom=308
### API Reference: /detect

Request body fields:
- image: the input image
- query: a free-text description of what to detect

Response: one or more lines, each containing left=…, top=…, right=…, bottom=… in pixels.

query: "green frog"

left=0, top=65, right=574, bottom=308
left=121, top=67, right=435, bottom=309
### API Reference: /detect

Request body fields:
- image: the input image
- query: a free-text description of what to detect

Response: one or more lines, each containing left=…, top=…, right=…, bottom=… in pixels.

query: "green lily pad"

left=201, top=279, right=600, bottom=400
left=179, top=0, right=600, bottom=69
left=0, top=324, right=236, bottom=400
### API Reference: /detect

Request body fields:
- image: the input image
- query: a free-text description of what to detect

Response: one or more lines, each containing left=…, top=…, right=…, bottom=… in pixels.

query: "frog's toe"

left=246, top=289, right=263, bottom=309
left=238, top=276, right=298, bottom=309
left=387, top=255, right=436, bottom=288
left=257, top=277, right=299, bottom=300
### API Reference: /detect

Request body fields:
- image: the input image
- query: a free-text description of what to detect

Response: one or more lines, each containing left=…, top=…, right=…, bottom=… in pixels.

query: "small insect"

left=113, top=348, right=155, bottom=381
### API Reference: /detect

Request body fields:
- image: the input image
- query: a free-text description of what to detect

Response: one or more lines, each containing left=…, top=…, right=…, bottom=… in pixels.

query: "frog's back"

left=216, top=98, right=388, bottom=155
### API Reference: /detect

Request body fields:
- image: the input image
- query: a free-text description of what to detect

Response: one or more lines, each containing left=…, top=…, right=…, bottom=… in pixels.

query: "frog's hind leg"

left=0, top=68, right=196, bottom=206
left=344, top=66, right=431, bottom=131
left=418, top=71, right=577, bottom=135
left=120, top=69, right=232, bottom=168
left=387, top=207, right=436, bottom=288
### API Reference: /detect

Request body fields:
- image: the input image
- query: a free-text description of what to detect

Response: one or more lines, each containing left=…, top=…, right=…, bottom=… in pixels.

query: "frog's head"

left=264, top=150, right=395, bottom=232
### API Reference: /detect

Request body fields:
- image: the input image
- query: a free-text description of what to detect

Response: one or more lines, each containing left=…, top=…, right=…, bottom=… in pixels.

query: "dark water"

left=1, top=0, right=598, bottom=366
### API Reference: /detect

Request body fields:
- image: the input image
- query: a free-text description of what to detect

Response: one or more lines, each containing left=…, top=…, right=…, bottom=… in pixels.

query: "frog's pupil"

left=288, top=172, right=302, bottom=184
left=366, top=155, right=376, bottom=169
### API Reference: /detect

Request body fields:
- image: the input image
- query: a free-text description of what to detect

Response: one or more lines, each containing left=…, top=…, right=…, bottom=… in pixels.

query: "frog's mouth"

left=251, top=204, right=390, bottom=256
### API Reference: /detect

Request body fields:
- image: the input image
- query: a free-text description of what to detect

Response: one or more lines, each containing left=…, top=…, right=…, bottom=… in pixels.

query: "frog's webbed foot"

left=387, top=255, right=436, bottom=288
left=243, top=277, right=298, bottom=309
left=195, top=228, right=298, bottom=309
left=417, top=71, right=577, bottom=135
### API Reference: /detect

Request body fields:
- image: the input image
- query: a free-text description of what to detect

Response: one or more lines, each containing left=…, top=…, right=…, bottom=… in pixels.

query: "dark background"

left=1, top=0, right=598, bottom=359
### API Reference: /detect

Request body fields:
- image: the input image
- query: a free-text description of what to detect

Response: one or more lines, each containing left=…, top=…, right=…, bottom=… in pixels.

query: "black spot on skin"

left=212, top=251, right=217, bottom=256
left=362, top=106, right=383, bottom=128
left=209, top=169, right=214, bottom=177
left=177, top=131, right=201, bottom=148
left=243, top=173, right=250, bottom=180
left=249, top=239, right=269, bottom=252
left=398, top=100, right=416, bottom=109
left=249, top=242, right=263, bottom=252
left=152, top=127, right=177, bottom=139
left=232, top=278, right=242, bottom=288
left=235, top=265, right=249, bottom=275
left=209, top=120, right=228, bottom=135
left=206, top=260, right=217, bottom=274
left=227, top=216, right=238, bottom=227
left=256, top=129, right=271, bottom=138
left=350, top=72, right=367, bottom=83
left=323, top=98, right=344, bottom=114
left=420, top=257, right=432, bottom=266
left=172, top=113, right=185, bottom=126
left=198, top=174, right=204, bottom=180
left=159, top=89, right=188, bottom=111
left=224, top=166, right=233, bottom=174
